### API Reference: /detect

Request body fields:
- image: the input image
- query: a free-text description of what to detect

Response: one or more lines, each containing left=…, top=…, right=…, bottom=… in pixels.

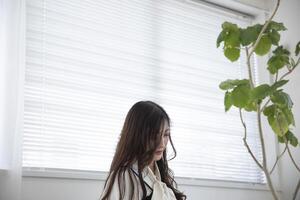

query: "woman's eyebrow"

left=160, top=128, right=170, bottom=134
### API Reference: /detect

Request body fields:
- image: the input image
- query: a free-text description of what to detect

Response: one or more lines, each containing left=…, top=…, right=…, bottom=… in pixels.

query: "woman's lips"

left=155, top=150, right=164, bottom=154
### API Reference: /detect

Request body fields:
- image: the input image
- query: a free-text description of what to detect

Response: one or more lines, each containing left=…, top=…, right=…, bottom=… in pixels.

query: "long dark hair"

left=101, top=101, right=186, bottom=200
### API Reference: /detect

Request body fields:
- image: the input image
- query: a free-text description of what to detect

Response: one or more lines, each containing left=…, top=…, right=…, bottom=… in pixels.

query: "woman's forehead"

left=160, top=120, right=170, bottom=132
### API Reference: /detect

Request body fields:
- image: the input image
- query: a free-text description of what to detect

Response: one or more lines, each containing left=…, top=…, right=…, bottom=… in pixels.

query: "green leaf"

left=263, top=105, right=276, bottom=116
left=271, top=91, right=293, bottom=108
left=295, top=41, right=300, bottom=56
left=267, top=21, right=287, bottom=32
left=225, top=31, right=240, bottom=48
left=265, top=104, right=291, bottom=136
left=273, top=46, right=290, bottom=55
left=278, top=131, right=298, bottom=147
left=240, top=26, right=260, bottom=46
left=224, top=47, right=240, bottom=62
left=219, top=79, right=249, bottom=90
left=291, top=58, right=296, bottom=68
left=244, top=101, right=257, bottom=112
left=219, top=81, right=234, bottom=91
left=222, top=22, right=240, bottom=47
left=286, top=131, right=298, bottom=147
left=251, top=84, right=271, bottom=101
left=267, top=46, right=290, bottom=74
left=278, top=135, right=285, bottom=143
left=222, top=22, right=239, bottom=30
left=267, top=56, right=289, bottom=74
left=218, top=22, right=242, bottom=61
left=268, top=111, right=289, bottom=136
left=224, top=91, right=232, bottom=112
left=253, top=24, right=263, bottom=33
left=231, top=85, right=251, bottom=108
left=217, top=32, right=224, bottom=48
left=270, top=80, right=289, bottom=91
left=268, top=30, right=280, bottom=45
left=254, top=35, right=272, bottom=56
left=281, top=107, right=295, bottom=126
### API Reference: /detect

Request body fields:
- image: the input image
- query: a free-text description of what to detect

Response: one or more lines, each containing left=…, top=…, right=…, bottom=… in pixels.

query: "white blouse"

left=100, top=162, right=177, bottom=200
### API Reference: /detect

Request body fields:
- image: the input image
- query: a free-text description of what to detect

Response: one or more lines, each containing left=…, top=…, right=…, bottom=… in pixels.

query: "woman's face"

left=153, top=120, right=170, bottom=161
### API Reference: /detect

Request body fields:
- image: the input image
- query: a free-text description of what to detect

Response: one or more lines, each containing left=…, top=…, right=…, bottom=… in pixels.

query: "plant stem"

left=244, top=2, right=281, bottom=198
left=285, top=141, right=300, bottom=173
left=257, top=105, right=279, bottom=200
left=261, top=98, right=271, bottom=113
left=245, top=44, right=279, bottom=200
left=246, top=47, right=255, bottom=88
left=239, top=109, right=263, bottom=169
left=270, top=145, right=287, bottom=174
left=279, top=64, right=297, bottom=81
left=293, top=179, right=300, bottom=200
left=275, top=72, right=279, bottom=82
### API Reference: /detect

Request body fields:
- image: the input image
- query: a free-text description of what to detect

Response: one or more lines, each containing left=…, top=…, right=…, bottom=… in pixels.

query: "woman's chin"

left=154, top=153, right=163, bottom=161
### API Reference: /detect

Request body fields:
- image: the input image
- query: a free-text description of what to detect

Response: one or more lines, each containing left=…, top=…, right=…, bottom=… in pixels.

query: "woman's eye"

left=164, top=133, right=170, bottom=137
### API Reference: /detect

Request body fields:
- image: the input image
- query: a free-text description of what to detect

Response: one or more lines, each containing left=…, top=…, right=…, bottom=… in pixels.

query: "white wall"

left=0, top=0, right=24, bottom=200
left=22, top=176, right=275, bottom=200
left=19, top=0, right=300, bottom=200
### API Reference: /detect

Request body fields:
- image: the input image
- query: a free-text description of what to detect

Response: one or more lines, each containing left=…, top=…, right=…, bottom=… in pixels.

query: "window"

left=23, top=0, right=264, bottom=183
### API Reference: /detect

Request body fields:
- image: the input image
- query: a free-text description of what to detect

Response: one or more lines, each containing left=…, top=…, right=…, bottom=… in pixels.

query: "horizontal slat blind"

left=24, top=0, right=264, bottom=183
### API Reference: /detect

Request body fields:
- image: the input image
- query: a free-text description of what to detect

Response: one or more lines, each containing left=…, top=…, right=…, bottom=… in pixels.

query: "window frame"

left=19, top=0, right=281, bottom=190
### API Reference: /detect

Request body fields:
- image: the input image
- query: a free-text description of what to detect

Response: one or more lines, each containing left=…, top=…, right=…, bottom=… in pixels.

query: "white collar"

left=131, top=161, right=161, bottom=187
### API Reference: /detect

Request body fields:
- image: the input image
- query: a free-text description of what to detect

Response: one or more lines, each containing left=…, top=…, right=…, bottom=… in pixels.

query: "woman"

left=100, top=101, right=186, bottom=200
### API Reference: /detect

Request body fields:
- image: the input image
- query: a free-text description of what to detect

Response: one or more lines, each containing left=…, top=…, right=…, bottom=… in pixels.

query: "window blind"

left=24, top=0, right=264, bottom=183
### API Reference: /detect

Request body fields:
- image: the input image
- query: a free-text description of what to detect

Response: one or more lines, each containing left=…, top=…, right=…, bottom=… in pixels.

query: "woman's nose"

left=159, top=136, right=165, bottom=148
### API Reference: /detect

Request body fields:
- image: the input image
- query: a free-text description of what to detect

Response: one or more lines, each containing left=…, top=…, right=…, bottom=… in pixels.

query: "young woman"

left=100, top=101, right=186, bottom=200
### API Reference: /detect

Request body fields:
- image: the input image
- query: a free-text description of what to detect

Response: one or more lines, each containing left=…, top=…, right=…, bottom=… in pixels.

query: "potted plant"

left=216, top=0, right=300, bottom=199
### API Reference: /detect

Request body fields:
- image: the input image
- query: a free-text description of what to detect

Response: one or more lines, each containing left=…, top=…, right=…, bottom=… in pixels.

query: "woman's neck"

left=149, top=161, right=155, bottom=173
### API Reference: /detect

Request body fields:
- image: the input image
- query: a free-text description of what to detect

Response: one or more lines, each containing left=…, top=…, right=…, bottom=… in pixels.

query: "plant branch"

left=248, top=0, right=281, bottom=59
left=293, top=179, right=300, bottom=200
left=257, top=107, right=267, bottom=169
left=257, top=104, right=279, bottom=200
left=270, top=145, right=287, bottom=174
left=239, top=109, right=263, bottom=169
left=285, top=140, right=300, bottom=173
left=261, top=98, right=271, bottom=113
left=246, top=47, right=255, bottom=88
left=279, top=63, right=298, bottom=81
left=275, top=71, right=279, bottom=82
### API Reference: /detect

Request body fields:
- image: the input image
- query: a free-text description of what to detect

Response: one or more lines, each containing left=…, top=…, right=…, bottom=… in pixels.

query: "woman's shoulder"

left=100, top=168, right=140, bottom=200
left=104, top=167, right=139, bottom=188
